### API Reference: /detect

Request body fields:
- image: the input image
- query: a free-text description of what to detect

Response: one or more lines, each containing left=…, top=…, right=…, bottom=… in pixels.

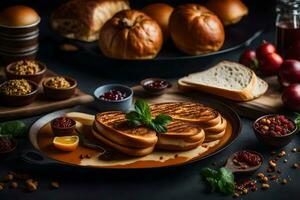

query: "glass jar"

left=276, top=0, right=300, bottom=57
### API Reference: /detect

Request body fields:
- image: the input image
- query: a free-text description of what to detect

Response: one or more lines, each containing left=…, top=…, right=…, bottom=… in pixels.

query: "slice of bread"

left=178, top=61, right=263, bottom=101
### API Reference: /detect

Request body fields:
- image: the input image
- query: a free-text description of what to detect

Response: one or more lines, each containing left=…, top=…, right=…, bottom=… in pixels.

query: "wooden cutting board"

left=0, top=69, right=94, bottom=120
left=133, top=76, right=283, bottom=119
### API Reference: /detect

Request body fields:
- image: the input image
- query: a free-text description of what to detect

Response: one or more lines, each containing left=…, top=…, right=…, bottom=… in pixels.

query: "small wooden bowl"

left=0, top=80, right=39, bottom=106
left=253, top=114, right=298, bottom=148
left=43, top=76, right=77, bottom=100
left=51, top=117, right=77, bottom=136
left=5, top=60, right=47, bottom=83
left=140, top=78, right=171, bottom=95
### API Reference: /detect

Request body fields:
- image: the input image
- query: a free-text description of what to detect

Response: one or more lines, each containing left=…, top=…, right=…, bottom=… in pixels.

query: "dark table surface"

left=1, top=1, right=300, bottom=200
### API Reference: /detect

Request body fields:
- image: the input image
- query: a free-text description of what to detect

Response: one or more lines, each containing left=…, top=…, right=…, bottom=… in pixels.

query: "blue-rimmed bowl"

left=93, top=84, right=133, bottom=112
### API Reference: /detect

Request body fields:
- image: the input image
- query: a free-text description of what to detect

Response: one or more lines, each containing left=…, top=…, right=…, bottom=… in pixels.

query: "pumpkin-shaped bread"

left=98, top=9, right=163, bottom=60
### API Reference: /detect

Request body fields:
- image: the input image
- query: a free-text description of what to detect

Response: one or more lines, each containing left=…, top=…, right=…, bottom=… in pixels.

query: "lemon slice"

left=53, top=136, right=79, bottom=152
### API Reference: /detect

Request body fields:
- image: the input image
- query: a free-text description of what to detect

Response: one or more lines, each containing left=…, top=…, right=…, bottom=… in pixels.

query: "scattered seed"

left=269, top=160, right=277, bottom=168
left=3, top=174, right=14, bottom=182
left=50, top=181, right=59, bottom=189
left=281, top=179, right=288, bottom=185
left=292, top=163, right=299, bottom=169
left=278, top=150, right=286, bottom=158
left=10, top=182, right=18, bottom=189
left=25, top=179, right=38, bottom=192
left=261, top=183, right=270, bottom=190
left=284, top=159, right=288, bottom=163
left=257, top=173, right=264, bottom=178
left=262, top=176, right=269, bottom=183
left=292, top=148, right=297, bottom=153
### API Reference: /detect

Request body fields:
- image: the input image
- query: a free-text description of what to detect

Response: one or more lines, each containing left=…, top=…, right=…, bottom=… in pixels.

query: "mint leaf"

left=153, top=114, right=172, bottom=126
left=201, top=167, right=234, bottom=195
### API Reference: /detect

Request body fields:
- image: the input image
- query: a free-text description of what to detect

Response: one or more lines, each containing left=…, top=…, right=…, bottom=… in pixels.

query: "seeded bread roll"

left=51, top=0, right=130, bottom=42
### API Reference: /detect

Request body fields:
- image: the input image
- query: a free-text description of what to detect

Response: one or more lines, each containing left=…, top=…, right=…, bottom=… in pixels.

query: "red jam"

left=99, top=90, right=126, bottom=101
left=234, top=151, right=262, bottom=167
left=255, top=115, right=295, bottom=137
left=145, top=80, right=169, bottom=90
left=52, top=117, right=74, bottom=128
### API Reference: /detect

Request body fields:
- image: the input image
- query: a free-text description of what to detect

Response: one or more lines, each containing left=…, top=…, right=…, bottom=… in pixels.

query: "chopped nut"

left=292, top=163, right=299, bottom=169
left=257, top=173, right=264, bottom=178
left=3, top=174, right=14, bottom=182
left=281, top=178, right=288, bottom=185
left=25, top=179, right=38, bottom=192
left=10, top=181, right=18, bottom=189
left=278, top=150, right=286, bottom=158
left=261, top=183, right=270, bottom=190
left=50, top=181, right=59, bottom=189
left=262, top=176, right=269, bottom=182
left=269, top=160, right=277, bottom=168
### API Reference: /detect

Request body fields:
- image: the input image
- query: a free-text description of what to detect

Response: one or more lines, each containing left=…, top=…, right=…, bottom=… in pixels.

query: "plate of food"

left=51, top=0, right=265, bottom=78
left=23, top=98, right=241, bottom=169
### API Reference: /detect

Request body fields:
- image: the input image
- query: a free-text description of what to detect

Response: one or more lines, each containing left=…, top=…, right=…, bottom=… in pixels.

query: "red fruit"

left=282, top=83, right=300, bottom=111
left=256, top=41, right=277, bottom=60
left=239, top=49, right=258, bottom=69
left=259, top=53, right=283, bottom=76
left=279, top=59, right=300, bottom=87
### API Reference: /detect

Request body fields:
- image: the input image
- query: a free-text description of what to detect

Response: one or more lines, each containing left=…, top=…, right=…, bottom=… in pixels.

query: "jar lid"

left=0, top=5, right=40, bottom=28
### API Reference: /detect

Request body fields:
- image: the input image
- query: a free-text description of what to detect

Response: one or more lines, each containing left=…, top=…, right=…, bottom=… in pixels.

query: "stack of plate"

left=0, top=6, right=40, bottom=63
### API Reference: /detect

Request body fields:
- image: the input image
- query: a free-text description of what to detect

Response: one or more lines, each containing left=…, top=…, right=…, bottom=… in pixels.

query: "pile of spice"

left=0, top=171, right=59, bottom=192
left=46, top=76, right=71, bottom=89
left=11, top=60, right=41, bottom=75
left=254, top=115, right=295, bottom=136
left=0, top=79, right=32, bottom=96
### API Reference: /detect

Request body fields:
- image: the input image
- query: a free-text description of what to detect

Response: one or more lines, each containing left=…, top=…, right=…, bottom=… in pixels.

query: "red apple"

left=259, top=53, right=283, bottom=76
left=282, top=83, right=300, bottom=111
left=256, top=41, right=277, bottom=60
left=279, top=59, right=300, bottom=87
left=239, top=49, right=258, bottom=69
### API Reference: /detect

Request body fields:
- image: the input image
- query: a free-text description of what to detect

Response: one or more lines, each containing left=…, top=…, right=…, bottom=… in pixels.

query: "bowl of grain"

left=43, top=76, right=77, bottom=100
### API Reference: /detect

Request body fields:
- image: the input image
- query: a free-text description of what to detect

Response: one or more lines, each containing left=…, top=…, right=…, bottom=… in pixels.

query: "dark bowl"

left=50, top=117, right=77, bottom=136
left=0, top=136, right=18, bottom=159
left=5, top=59, right=46, bottom=83
left=93, top=84, right=133, bottom=112
left=43, top=76, right=77, bottom=100
left=0, top=18, right=40, bottom=38
left=253, top=114, right=298, bottom=148
left=0, top=80, right=39, bottom=107
left=0, top=33, right=39, bottom=53
left=0, top=48, right=38, bottom=64
left=140, top=78, right=171, bottom=95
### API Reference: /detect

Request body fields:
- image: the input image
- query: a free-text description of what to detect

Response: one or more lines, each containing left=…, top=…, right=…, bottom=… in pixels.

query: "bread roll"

left=51, top=0, right=130, bottom=42
left=169, top=4, right=225, bottom=55
left=142, top=3, right=174, bottom=41
left=0, top=5, right=40, bottom=27
left=99, top=9, right=163, bottom=60
left=206, top=0, right=248, bottom=26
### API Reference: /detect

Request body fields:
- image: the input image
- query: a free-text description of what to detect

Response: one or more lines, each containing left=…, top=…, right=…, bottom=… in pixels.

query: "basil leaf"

left=153, top=114, right=172, bottom=126
left=0, top=121, right=26, bottom=137
left=135, top=99, right=151, bottom=121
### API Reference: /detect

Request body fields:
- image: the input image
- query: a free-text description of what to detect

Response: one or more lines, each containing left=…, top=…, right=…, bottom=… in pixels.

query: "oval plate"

left=24, top=100, right=241, bottom=169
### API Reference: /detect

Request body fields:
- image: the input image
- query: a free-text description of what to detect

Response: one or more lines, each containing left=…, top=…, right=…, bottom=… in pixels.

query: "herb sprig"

left=126, top=99, right=172, bottom=133
left=294, top=113, right=300, bottom=130
left=201, top=167, right=235, bottom=195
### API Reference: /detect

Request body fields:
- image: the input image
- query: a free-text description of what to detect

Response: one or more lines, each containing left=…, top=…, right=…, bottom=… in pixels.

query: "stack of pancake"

left=92, top=102, right=227, bottom=156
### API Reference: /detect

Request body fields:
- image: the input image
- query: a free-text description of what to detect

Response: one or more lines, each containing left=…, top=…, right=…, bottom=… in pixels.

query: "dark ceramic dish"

left=43, top=76, right=77, bottom=100
left=5, top=60, right=46, bottom=83
left=253, top=114, right=298, bottom=148
left=0, top=18, right=40, bottom=38
left=0, top=136, right=18, bottom=159
left=50, top=117, right=77, bottom=136
left=140, top=78, right=171, bottom=95
left=93, top=84, right=133, bottom=112
left=0, top=80, right=39, bottom=106
left=0, top=33, right=39, bottom=53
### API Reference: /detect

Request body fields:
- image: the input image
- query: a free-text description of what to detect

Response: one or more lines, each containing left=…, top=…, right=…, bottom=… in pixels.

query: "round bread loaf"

left=206, top=0, right=248, bottom=26
left=99, top=9, right=163, bottom=60
left=169, top=4, right=225, bottom=55
left=142, top=3, right=174, bottom=40
left=0, top=5, right=40, bottom=27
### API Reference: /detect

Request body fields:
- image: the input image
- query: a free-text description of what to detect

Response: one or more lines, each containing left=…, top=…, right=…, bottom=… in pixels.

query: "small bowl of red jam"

left=94, top=84, right=133, bottom=112
left=141, top=78, right=171, bottom=95
left=51, top=117, right=77, bottom=136
left=253, top=114, right=297, bottom=148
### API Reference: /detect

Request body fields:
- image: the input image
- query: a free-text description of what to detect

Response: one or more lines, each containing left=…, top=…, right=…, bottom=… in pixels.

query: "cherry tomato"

left=259, top=52, right=283, bottom=76
left=256, top=41, right=277, bottom=60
